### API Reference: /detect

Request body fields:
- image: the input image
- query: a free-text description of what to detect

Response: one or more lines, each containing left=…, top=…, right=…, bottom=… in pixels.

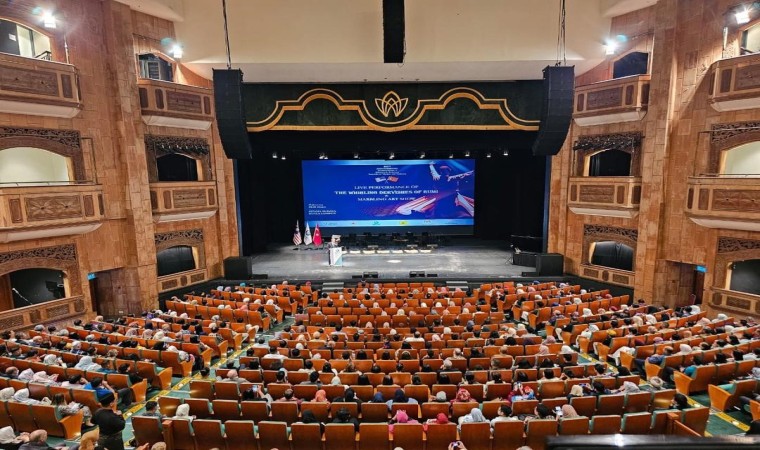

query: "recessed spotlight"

left=41, top=10, right=56, bottom=29
left=465, top=151, right=470, bottom=157
left=486, top=152, right=492, bottom=158
left=604, top=40, right=617, bottom=56
left=272, top=152, right=277, bottom=159
left=171, top=45, right=183, bottom=59
left=736, top=8, right=751, bottom=25
left=503, top=149, right=509, bottom=156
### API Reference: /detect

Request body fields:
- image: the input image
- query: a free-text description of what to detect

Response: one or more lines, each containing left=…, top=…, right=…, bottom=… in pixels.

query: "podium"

left=328, top=246, right=344, bottom=266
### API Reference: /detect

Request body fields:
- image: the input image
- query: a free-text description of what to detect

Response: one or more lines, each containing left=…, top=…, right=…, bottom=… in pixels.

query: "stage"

left=246, top=239, right=535, bottom=280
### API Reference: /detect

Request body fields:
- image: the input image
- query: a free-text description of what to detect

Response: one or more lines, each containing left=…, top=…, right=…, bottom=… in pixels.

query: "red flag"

left=313, top=224, right=323, bottom=246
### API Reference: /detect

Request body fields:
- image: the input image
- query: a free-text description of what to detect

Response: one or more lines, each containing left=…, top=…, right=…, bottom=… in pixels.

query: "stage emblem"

left=375, top=91, right=409, bottom=118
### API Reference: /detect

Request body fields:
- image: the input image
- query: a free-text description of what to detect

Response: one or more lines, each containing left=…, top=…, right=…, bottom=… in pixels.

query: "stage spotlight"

left=353, top=153, right=359, bottom=159
left=604, top=39, right=617, bottom=55
left=486, top=152, right=492, bottom=158
left=419, top=152, right=426, bottom=158
left=281, top=154, right=286, bottom=160
left=448, top=153, right=453, bottom=159
left=465, top=151, right=470, bottom=157
left=41, top=10, right=57, bottom=29
left=736, top=8, right=751, bottom=24
left=319, top=153, right=326, bottom=159
left=171, top=45, right=184, bottom=59
left=271, top=152, right=277, bottom=159
left=389, top=152, right=395, bottom=159
left=503, top=149, right=509, bottom=156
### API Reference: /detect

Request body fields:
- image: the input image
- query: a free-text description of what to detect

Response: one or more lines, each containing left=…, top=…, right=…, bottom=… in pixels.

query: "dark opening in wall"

left=729, top=259, right=760, bottom=295
left=157, top=154, right=199, bottom=182
left=589, top=149, right=632, bottom=176
left=591, top=241, right=634, bottom=271
left=613, top=52, right=649, bottom=79
left=9, top=268, right=65, bottom=308
left=156, top=245, right=196, bottom=276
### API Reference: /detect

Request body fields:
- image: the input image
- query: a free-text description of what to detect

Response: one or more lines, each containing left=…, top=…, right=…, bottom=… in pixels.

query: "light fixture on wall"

left=41, top=10, right=57, bottom=29
left=171, top=45, right=184, bottom=59
left=281, top=154, right=286, bottom=160
left=736, top=8, right=751, bottom=25
left=503, top=149, right=509, bottom=156
left=604, top=39, right=618, bottom=55
left=448, top=153, right=453, bottom=159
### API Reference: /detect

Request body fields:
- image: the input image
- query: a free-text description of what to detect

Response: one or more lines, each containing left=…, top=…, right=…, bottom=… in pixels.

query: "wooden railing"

left=158, top=268, right=208, bottom=293
left=573, top=74, right=650, bottom=126
left=708, top=52, right=760, bottom=111
left=568, top=176, right=642, bottom=218
left=149, top=181, right=217, bottom=222
left=0, top=296, right=87, bottom=331
left=579, top=264, right=635, bottom=287
left=0, top=53, right=82, bottom=118
left=0, top=183, right=104, bottom=242
left=685, top=175, right=760, bottom=231
left=137, top=78, right=214, bottom=130
left=708, top=288, right=760, bottom=317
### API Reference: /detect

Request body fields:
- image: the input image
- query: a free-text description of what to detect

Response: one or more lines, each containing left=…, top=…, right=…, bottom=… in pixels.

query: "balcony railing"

left=708, top=288, right=760, bottom=317
left=573, top=74, right=650, bottom=126
left=568, top=176, right=642, bottom=218
left=579, top=264, right=635, bottom=287
left=138, top=78, right=214, bottom=130
left=0, top=296, right=87, bottom=331
left=0, top=183, right=104, bottom=243
left=158, top=268, right=208, bottom=293
left=708, top=52, right=760, bottom=112
left=0, top=52, right=82, bottom=118
left=149, top=181, right=217, bottom=223
left=685, top=175, right=760, bottom=232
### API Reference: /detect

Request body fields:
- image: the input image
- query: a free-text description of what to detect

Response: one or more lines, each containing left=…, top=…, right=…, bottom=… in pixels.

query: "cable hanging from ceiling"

left=556, top=0, right=567, bottom=66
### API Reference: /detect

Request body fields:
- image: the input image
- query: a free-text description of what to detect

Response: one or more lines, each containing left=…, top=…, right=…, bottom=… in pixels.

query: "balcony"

left=579, top=264, right=634, bottom=288
left=0, top=296, right=87, bottom=331
left=685, top=175, right=760, bottom=232
left=708, top=53, right=760, bottom=112
left=573, top=75, right=650, bottom=126
left=149, top=181, right=217, bottom=223
left=568, top=176, right=642, bottom=218
left=708, top=288, right=760, bottom=317
left=158, top=268, right=208, bottom=293
left=0, top=183, right=104, bottom=243
left=138, top=78, right=213, bottom=130
left=0, top=53, right=82, bottom=118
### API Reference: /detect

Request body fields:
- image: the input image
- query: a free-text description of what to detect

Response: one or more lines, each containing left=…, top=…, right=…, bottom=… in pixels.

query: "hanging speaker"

left=213, top=69, right=253, bottom=159
left=383, top=0, right=405, bottom=63
left=532, top=66, right=574, bottom=156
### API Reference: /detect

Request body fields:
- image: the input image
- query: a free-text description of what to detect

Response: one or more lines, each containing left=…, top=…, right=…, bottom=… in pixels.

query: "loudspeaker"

left=224, top=257, right=253, bottom=279
left=426, top=273, right=438, bottom=278
left=213, top=69, right=253, bottom=159
left=250, top=273, right=268, bottom=280
left=383, top=0, right=405, bottom=63
left=536, top=253, right=564, bottom=276
left=521, top=271, right=538, bottom=277
left=532, top=66, right=574, bottom=156
left=363, top=271, right=379, bottom=279
left=409, top=271, right=425, bottom=278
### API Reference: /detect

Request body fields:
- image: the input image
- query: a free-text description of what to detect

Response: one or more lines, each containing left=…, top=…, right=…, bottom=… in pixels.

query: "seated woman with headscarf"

left=389, top=409, right=419, bottom=434
left=457, top=407, right=487, bottom=431
left=507, top=382, right=535, bottom=403
left=75, top=356, right=102, bottom=372
left=12, top=388, right=51, bottom=405
left=386, top=389, right=417, bottom=411
left=0, top=387, right=15, bottom=403
left=52, top=393, right=93, bottom=426
left=172, top=403, right=195, bottom=421
left=0, top=426, right=29, bottom=450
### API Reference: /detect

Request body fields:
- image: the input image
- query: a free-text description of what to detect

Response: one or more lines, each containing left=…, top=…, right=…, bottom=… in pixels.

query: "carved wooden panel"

left=0, top=66, right=59, bottom=96
left=726, top=296, right=751, bottom=310
left=8, top=199, right=22, bottom=223
left=734, top=64, right=760, bottom=90
left=632, top=186, right=641, bottom=204
left=616, top=186, right=625, bottom=204
left=0, top=127, right=84, bottom=181
left=570, top=185, right=578, bottom=202
left=155, top=229, right=204, bottom=253
left=180, top=275, right=188, bottom=286
left=687, top=188, right=693, bottom=209
left=61, top=74, right=72, bottom=99
left=161, top=279, right=178, bottom=290
left=640, top=83, right=650, bottom=104
left=203, top=96, right=211, bottom=115
left=612, top=273, right=631, bottom=285
left=698, top=188, right=709, bottom=210
left=46, top=303, right=70, bottom=317
left=73, top=297, right=85, bottom=313
left=576, top=93, right=585, bottom=112
left=150, top=191, right=158, bottom=209
left=601, top=270, right=609, bottom=281
left=578, top=185, right=615, bottom=203
left=167, top=91, right=203, bottom=114
left=83, top=195, right=94, bottom=217
left=139, top=88, right=149, bottom=108
left=718, top=237, right=760, bottom=253
left=711, top=189, right=760, bottom=212
left=0, top=314, right=24, bottom=330
left=190, top=272, right=205, bottom=283
left=172, top=189, right=207, bottom=208
left=24, top=195, right=82, bottom=221
left=208, top=189, right=216, bottom=206
left=583, top=267, right=600, bottom=278
left=162, top=191, right=172, bottom=209
left=585, top=87, right=623, bottom=110
left=720, top=68, right=733, bottom=93
left=155, top=89, right=164, bottom=109
left=625, top=85, right=634, bottom=105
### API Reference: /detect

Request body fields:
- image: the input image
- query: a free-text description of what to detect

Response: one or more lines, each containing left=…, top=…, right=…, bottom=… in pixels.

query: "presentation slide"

left=302, top=159, right=475, bottom=231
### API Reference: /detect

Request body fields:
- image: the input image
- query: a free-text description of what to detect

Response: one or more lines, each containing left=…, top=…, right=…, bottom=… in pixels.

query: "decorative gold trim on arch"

left=247, top=87, right=540, bottom=132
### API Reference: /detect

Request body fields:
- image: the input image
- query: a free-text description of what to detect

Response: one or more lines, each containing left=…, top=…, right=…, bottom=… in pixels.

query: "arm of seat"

left=130, top=379, right=149, bottom=403
left=577, top=337, right=590, bottom=354
left=644, top=361, right=662, bottom=380
left=156, top=367, right=173, bottom=390
left=750, top=399, right=760, bottom=421
left=619, top=352, right=634, bottom=370
left=59, top=410, right=84, bottom=440
left=707, top=384, right=732, bottom=412
left=673, top=371, right=693, bottom=395
left=595, top=344, right=610, bottom=362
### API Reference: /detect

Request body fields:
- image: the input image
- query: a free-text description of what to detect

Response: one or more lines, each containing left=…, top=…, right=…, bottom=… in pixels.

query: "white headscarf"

left=174, top=403, right=191, bottom=418
left=582, top=308, right=592, bottom=317
left=0, top=427, right=18, bottom=444
left=18, top=369, right=34, bottom=381
left=0, top=388, right=14, bottom=402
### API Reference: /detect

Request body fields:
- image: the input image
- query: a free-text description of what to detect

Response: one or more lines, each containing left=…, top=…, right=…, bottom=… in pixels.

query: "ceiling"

left=117, top=0, right=658, bottom=82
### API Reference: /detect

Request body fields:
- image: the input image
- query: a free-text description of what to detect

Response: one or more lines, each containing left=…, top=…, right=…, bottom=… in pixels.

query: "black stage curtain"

left=730, top=259, right=760, bottom=296
left=236, top=130, right=545, bottom=254
left=591, top=241, right=634, bottom=271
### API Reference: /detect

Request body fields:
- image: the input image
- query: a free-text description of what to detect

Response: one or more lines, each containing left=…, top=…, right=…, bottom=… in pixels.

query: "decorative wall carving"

left=0, top=244, right=80, bottom=296
left=0, top=66, right=59, bottom=96
left=0, top=127, right=85, bottom=180
left=154, top=229, right=204, bottom=253
left=144, top=134, right=211, bottom=182
left=717, top=237, right=760, bottom=253
left=582, top=225, right=638, bottom=268
left=172, top=189, right=208, bottom=208
left=25, top=196, right=83, bottom=221
left=585, top=87, right=623, bottom=110
left=711, top=189, right=760, bottom=213
left=573, top=132, right=643, bottom=176
left=578, top=185, right=616, bottom=203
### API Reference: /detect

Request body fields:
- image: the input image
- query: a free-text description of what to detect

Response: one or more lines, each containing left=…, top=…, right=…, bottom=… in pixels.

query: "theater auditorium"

left=0, top=1, right=759, bottom=449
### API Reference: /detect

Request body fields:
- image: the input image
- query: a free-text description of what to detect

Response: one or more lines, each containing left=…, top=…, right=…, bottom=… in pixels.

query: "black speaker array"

left=213, top=69, right=254, bottom=159
left=383, top=0, right=405, bottom=63
left=532, top=66, right=575, bottom=156
left=223, top=256, right=253, bottom=279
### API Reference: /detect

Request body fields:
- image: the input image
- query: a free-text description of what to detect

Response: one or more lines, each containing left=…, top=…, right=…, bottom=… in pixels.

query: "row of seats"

left=0, top=400, right=82, bottom=439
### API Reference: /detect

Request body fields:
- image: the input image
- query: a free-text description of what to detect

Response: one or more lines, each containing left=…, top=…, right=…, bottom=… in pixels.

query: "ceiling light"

left=448, top=153, right=453, bottom=159
left=503, top=149, right=509, bottom=156
left=171, top=45, right=183, bottom=59
left=353, top=153, right=359, bottom=159
left=486, top=152, right=492, bottom=158
left=41, top=10, right=56, bottom=29
left=419, top=152, right=425, bottom=159
left=604, top=39, right=617, bottom=55
left=281, top=154, right=286, bottom=160
left=736, top=8, right=751, bottom=25
left=465, top=151, right=470, bottom=157
left=389, top=152, right=395, bottom=159
left=271, top=152, right=277, bottom=159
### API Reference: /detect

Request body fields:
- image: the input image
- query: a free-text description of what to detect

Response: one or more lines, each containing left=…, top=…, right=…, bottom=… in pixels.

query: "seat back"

left=596, top=394, right=625, bottom=416
left=492, top=420, right=525, bottom=450
left=168, top=419, right=196, bottom=450
left=291, top=423, right=324, bottom=450
left=257, top=421, right=290, bottom=450
left=361, top=402, right=389, bottom=422
left=271, top=400, right=299, bottom=424
left=558, top=417, right=589, bottom=435
left=7, top=402, right=36, bottom=432
left=681, top=407, right=709, bottom=436
left=33, top=405, right=73, bottom=439
left=158, top=396, right=182, bottom=418
left=452, top=401, right=480, bottom=420
left=0, top=402, right=12, bottom=429
left=570, top=396, right=596, bottom=417
left=300, top=401, right=330, bottom=422
left=525, top=419, right=557, bottom=450
left=189, top=380, right=215, bottom=400
left=132, top=416, right=164, bottom=446
left=192, top=419, right=224, bottom=450
left=211, top=399, right=241, bottom=421
left=392, top=423, right=423, bottom=450
left=213, top=381, right=240, bottom=400
left=224, top=420, right=255, bottom=450
left=539, top=381, right=566, bottom=399
left=590, top=415, right=621, bottom=434
left=624, top=392, right=651, bottom=413
left=185, top=398, right=211, bottom=419
left=241, top=401, right=269, bottom=422
left=421, top=402, right=450, bottom=420
left=324, top=423, right=356, bottom=448
left=621, top=412, right=651, bottom=434
left=358, top=423, right=390, bottom=450
left=460, top=422, right=491, bottom=450
left=426, top=423, right=458, bottom=450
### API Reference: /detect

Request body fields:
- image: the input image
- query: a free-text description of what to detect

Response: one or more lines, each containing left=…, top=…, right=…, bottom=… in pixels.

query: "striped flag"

left=313, top=223, right=323, bottom=246
left=293, top=220, right=302, bottom=245
left=303, top=222, right=313, bottom=245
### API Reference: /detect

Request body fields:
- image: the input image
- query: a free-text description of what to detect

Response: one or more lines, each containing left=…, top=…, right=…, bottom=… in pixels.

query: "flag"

left=293, top=220, right=302, bottom=245
left=303, top=222, right=313, bottom=245
left=313, top=223, right=323, bottom=246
